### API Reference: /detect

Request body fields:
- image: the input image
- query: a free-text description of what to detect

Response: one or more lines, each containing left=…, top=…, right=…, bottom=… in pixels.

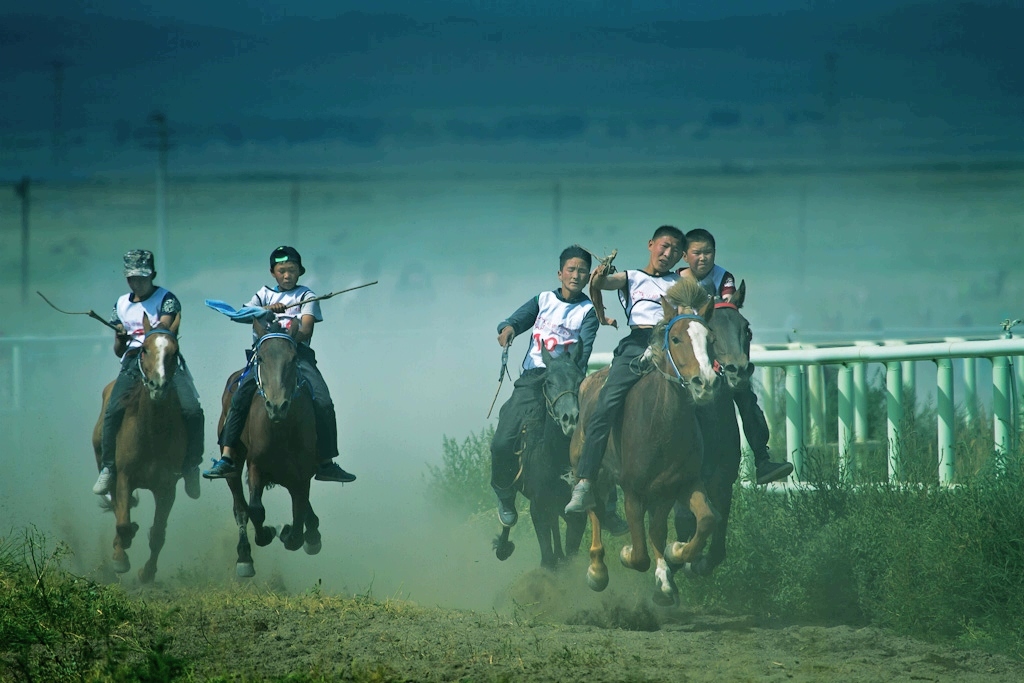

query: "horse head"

left=138, top=316, right=179, bottom=400
left=652, top=279, right=718, bottom=405
left=252, top=317, right=301, bottom=423
left=540, top=343, right=585, bottom=436
left=709, top=280, right=754, bottom=390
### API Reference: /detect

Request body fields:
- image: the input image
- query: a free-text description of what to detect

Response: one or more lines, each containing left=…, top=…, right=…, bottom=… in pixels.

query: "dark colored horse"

left=217, top=318, right=321, bottom=578
left=91, top=318, right=186, bottom=582
left=494, top=344, right=588, bottom=569
left=571, top=278, right=718, bottom=605
left=676, top=281, right=752, bottom=576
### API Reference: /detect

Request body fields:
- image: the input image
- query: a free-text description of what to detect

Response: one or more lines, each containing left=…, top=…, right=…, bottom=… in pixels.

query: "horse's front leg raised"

left=248, top=472, right=277, bottom=547
left=619, top=489, right=651, bottom=572
left=647, top=500, right=679, bottom=606
left=667, top=484, right=716, bottom=565
left=111, top=472, right=139, bottom=574
left=226, top=475, right=255, bottom=577
left=280, top=480, right=310, bottom=551
left=138, top=485, right=176, bottom=584
left=303, top=501, right=321, bottom=555
left=531, top=501, right=557, bottom=569
left=585, top=507, right=608, bottom=591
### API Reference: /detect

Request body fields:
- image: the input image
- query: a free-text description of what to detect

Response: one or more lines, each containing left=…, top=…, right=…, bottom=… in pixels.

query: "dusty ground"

left=140, top=568, right=1024, bottom=683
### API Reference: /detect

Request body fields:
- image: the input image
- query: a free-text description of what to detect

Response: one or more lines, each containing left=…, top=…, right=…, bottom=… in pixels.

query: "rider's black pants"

left=490, top=369, right=545, bottom=496
left=574, top=328, right=652, bottom=481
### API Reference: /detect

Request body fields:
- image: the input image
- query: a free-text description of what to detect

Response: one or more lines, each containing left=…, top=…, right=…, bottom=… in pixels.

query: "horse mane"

left=648, top=278, right=711, bottom=367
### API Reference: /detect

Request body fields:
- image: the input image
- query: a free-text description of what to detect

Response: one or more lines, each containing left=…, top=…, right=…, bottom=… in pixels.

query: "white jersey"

left=523, top=291, right=595, bottom=371
left=114, top=286, right=179, bottom=350
left=617, top=270, right=680, bottom=327
left=247, top=285, right=322, bottom=346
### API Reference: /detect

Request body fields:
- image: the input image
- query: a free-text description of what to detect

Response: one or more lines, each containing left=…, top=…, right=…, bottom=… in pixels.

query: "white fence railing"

left=588, top=336, right=1024, bottom=485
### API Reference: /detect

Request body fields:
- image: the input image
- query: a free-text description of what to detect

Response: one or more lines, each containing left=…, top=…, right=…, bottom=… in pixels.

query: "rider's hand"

left=497, top=326, right=515, bottom=348
left=114, top=323, right=129, bottom=340
left=265, top=303, right=287, bottom=314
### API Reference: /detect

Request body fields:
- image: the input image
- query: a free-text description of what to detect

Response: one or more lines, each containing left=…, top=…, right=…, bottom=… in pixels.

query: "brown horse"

left=217, top=318, right=320, bottom=578
left=91, top=317, right=186, bottom=582
left=570, top=278, right=718, bottom=605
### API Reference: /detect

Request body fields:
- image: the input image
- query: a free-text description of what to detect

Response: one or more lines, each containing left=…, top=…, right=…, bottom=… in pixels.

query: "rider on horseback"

left=203, top=246, right=356, bottom=484
left=92, top=249, right=205, bottom=498
left=678, top=228, right=793, bottom=485
left=565, top=226, right=686, bottom=513
left=491, top=245, right=598, bottom=527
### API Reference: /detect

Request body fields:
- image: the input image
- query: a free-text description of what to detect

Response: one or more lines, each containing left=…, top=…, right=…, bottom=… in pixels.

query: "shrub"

left=425, top=427, right=495, bottom=516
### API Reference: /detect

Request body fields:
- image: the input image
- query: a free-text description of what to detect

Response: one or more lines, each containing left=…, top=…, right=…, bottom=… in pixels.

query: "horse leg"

left=563, top=511, right=585, bottom=559
left=280, top=480, right=310, bottom=551
left=647, top=500, right=679, bottom=606
left=673, top=499, right=696, bottom=543
left=249, top=479, right=277, bottom=547
left=138, top=485, right=175, bottom=584
left=619, top=489, right=651, bottom=572
left=584, top=507, right=609, bottom=591
left=493, top=526, right=515, bottom=561
left=531, top=502, right=557, bottom=569
left=551, top=508, right=567, bottom=566
left=667, top=485, right=716, bottom=565
left=111, top=471, right=138, bottom=574
left=303, top=501, right=321, bottom=555
left=227, top=475, right=255, bottom=578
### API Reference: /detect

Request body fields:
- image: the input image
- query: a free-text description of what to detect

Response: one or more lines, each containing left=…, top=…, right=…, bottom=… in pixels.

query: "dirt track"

left=147, top=569, right=1024, bottom=682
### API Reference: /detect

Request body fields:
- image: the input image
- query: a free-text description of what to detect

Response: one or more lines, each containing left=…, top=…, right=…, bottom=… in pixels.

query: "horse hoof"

left=112, top=557, right=130, bottom=574
left=586, top=566, right=609, bottom=592
left=652, top=589, right=678, bottom=607
left=303, top=540, right=322, bottom=556
left=667, top=541, right=689, bottom=565
left=495, top=541, right=515, bottom=561
left=236, top=562, right=255, bottom=578
left=138, top=568, right=155, bottom=584
left=255, top=527, right=277, bottom=547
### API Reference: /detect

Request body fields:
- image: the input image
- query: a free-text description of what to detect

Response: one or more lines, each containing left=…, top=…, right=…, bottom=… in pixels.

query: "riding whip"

left=284, top=280, right=378, bottom=309
left=37, top=291, right=120, bottom=332
left=487, top=343, right=512, bottom=419
left=573, top=246, right=618, bottom=328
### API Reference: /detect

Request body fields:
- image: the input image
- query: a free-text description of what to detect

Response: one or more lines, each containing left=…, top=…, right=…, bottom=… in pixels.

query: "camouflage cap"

left=123, top=249, right=155, bottom=277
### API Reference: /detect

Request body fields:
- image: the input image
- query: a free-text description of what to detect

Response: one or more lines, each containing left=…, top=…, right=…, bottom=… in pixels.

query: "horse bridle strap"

left=714, top=301, right=738, bottom=311
left=253, top=332, right=302, bottom=400
left=542, top=385, right=578, bottom=422
left=661, top=313, right=709, bottom=387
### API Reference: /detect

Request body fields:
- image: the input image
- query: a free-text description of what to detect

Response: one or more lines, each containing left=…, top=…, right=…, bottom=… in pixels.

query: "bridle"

left=657, top=313, right=714, bottom=388
left=542, top=382, right=579, bottom=423
left=136, top=327, right=178, bottom=387
left=252, top=332, right=302, bottom=400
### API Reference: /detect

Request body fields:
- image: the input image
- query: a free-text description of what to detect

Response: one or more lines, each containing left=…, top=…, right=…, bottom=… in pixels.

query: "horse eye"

left=671, top=336, right=681, bottom=344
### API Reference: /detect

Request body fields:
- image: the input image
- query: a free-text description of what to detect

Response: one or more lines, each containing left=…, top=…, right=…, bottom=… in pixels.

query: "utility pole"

left=140, top=112, right=173, bottom=277
left=51, top=61, right=66, bottom=167
left=14, top=178, right=30, bottom=305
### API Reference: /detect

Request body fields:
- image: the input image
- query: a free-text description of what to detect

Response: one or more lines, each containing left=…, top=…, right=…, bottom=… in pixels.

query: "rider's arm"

left=590, top=265, right=627, bottom=291
left=574, top=307, right=600, bottom=373
left=497, top=296, right=540, bottom=347
left=294, top=314, right=315, bottom=345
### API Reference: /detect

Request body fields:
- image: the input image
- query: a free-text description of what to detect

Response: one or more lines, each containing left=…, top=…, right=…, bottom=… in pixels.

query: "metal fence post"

left=993, top=356, right=1012, bottom=458
left=886, top=361, right=903, bottom=482
left=853, top=362, right=868, bottom=443
left=785, top=364, right=805, bottom=479
left=838, top=363, right=854, bottom=482
left=963, top=357, right=978, bottom=426
left=936, top=358, right=954, bottom=484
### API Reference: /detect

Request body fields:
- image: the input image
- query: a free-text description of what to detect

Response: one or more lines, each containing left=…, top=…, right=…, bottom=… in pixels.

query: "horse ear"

left=142, top=315, right=152, bottom=333
left=540, top=344, right=553, bottom=365
left=732, top=280, right=746, bottom=308
left=698, top=295, right=714, bottom=321
left=660, top=295, right=675, bottom=320
left=253, top=316, right=267, bottom=338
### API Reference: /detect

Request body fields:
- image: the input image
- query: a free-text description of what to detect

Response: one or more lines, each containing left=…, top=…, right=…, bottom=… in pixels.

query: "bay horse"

left=570, top=278, right=718, bottom=605
left=91, top=317, right=186, bottom=582
left=493, top=344, right=587, bottom=569
left=217, top=318, right=321, bottom=578
left=676, top=281, right=751, bottom=576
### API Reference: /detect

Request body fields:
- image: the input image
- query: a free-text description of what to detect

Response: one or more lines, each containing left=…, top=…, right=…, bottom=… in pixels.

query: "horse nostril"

left=691, top=377, right=704, bottom=388
left=725, top=364, right=738, bottom=374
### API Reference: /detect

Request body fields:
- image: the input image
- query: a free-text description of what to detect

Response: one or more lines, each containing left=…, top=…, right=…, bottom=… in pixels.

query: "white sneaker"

left=565, top=480, right=595, bottom=514
left=92, top=467, right=114, bottom=495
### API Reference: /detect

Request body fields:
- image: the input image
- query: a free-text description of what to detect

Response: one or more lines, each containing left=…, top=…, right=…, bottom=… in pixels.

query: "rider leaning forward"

left=203, top=246, right=356, bottom=484
left=490, top=245, right=598, bottom=527
left=92, top=249, right=205, bottom=499
left=678, top=227, right=793, bottom=485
